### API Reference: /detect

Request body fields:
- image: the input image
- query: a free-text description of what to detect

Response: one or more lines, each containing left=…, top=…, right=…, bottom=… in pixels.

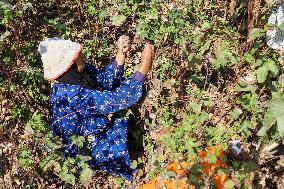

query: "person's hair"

left=56, top=62, right=95, bottom=89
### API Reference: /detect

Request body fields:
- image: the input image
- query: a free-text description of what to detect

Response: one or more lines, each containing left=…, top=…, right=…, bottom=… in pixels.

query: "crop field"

left=1, top=0, right=284, bottom=188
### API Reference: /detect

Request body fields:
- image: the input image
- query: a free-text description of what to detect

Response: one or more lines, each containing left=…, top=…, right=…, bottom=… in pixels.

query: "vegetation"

left=1, top=0, right=284, bottom=188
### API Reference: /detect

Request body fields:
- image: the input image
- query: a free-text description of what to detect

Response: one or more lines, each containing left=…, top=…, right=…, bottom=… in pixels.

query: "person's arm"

left=84, top=36, right=130, bottom=90
left=85, top=61, right=124, bottom=90
left=74, top=72, right=145, bottom=116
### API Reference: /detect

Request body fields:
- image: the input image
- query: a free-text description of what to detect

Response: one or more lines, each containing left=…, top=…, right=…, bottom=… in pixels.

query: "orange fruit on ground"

left=141, top=146, right=227, bottom=189
left=197, top=145, right=226, bottom=176
left=201, top=162, right=211, bottom=175
left=198, top=151, right=207, bottom=159
left=167, top=162, right=188, bottom=177
left=208, top=145, right=224, bottom=160
left=181, top=161, right=191, bottom=169
left=213, top=174, right=229, bottom=189
left=139, top=180, right=158, bottom=189
left=165, top=180, right=189, bottom=189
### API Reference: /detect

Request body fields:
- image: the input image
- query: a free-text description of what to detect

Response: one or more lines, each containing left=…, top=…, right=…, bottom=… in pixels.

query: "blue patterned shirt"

left=49, top=61, right=145, bottom=181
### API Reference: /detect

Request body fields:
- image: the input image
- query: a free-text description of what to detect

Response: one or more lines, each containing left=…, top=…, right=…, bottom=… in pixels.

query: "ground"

left=1, top=0, right=284, bottom=188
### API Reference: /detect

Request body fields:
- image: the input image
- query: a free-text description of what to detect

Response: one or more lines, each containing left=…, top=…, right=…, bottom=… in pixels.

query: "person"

left=266, top=3, right=284, bottom=50
left=37, top=36, right=153, bottom=181
left=262, top=3, right=284, bottom=159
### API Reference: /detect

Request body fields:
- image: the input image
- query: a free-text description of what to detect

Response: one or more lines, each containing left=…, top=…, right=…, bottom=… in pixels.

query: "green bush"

left=1, top=0, right=283, bottom=188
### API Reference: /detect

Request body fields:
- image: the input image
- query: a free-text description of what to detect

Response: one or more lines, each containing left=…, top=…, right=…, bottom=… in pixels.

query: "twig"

left=247, top=0, right=253, bottom=35
left=203, top=61, right=209, bottom=91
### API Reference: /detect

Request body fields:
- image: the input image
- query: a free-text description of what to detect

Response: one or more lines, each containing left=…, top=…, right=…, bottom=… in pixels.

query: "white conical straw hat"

left=38, top=38, right=82, bottom=81
left=267, top=3, right=284, bottom=50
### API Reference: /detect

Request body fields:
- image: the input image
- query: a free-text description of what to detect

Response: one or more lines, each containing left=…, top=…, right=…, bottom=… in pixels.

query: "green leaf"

left=98, top=10, right=108, bottom=21
left=250, top=41, right=263, bottom=55
left=26, top=112, right=46, bottom=132
left=244, top=52, right=254, bottom=64
left=258, top=98, right=284, bottom=136
left=190, top=164, right=203, bottom=175
left=70, top=135, right=85, bottom=147
left=190, top=103, right=201, bottom=114
left=235, top=83, right=257, bottom=92
left=45, top=133, right=62, bottom=149
left=207, top=153, right=217, bottom=164
left=187, top=53, right=194, bottom=61
left=212, top=41, right=237, bottom=69
left=77, top=156, right=92, bottom=168
left=256, top=64, right=269, bottom=83
left=248, top=28, right=265, bottom=40
left=137, top=157, right=145, bottom=164
left=131, top=160, right=138, bottom=169
left=39, top=154, right=56, bottom=172
left=223, top=180, right=235, bottom=189
left=110, top=15, right=126, bottom=26
left=65, top=157, right=76, bottom=166
left=272, top=92, right=283, bottom=100
left=257, top=126, right=269, bottom=136
left=199, top=112, right=209, bottom=123
left=10, top=84, right=15, bottom=93
left=115, top=178, right=124, bottom=187
left=256, top=59, right=263, bottom=66
left=189, top=174, right=199, bottom=184
left=62, top=173, right=76, bottom=185
left=201, top=22, right=211, bottom=30
left=87, top=5, right=96, bottom=16
left=147, top=8, right=159, bottom=20
left=204, top=97, right=214, bottom=107
left=267, top=60, right=279, bottom=76
left=80, top=167, right=93, bottom=184
left=230, top=108, right=242, bottom=120
left=256, top=60, right=278, bottom=84
left=239, top=121, right=253, bottom=135
left=266, top=99, right=284, bottom=118
left=236, top=94, right=257, bottom=112
left=279, top=21, right=284, bottom=32
left=199, top=39, right=211, bottom=56
left=77, top=156, right=92, bottom=163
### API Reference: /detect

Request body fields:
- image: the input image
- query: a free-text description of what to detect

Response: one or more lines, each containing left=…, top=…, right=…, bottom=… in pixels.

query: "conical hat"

left=38, top=38, right=82, bottom=81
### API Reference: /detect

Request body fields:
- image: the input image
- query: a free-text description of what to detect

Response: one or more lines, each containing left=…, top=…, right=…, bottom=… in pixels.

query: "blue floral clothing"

left=49, top=61, right=145, bottom=181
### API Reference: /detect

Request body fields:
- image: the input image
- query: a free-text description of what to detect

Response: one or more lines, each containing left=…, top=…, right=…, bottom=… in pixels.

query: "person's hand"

left=115, top=35, right=131, bottom=65
left=137, top=43, right=154, bottom=75
left=116, top=35, right=130, bottom=54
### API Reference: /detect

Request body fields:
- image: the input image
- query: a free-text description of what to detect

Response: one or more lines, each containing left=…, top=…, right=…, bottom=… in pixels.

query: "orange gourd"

left=141, top=145, right=227, bottom=189
left=198, top=151, right=207, bottom=159
left=140, top=179, right=196, bottom=189
left=201, top=162, right=211, bottom=175
left=167, top=162, right=190, bottom=177
left=198, top=145, right=223, bottom=159
left=213, top=174, right=229, bottom=189
left=181, top=161, right=191, bottom=169
left=165, top=180, right=196, bottom=189
left=139, top=180, right=158, bottom=189
left=208, top=145, right=224, bottom=159
left=197, top=145, right=226, bottom=175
